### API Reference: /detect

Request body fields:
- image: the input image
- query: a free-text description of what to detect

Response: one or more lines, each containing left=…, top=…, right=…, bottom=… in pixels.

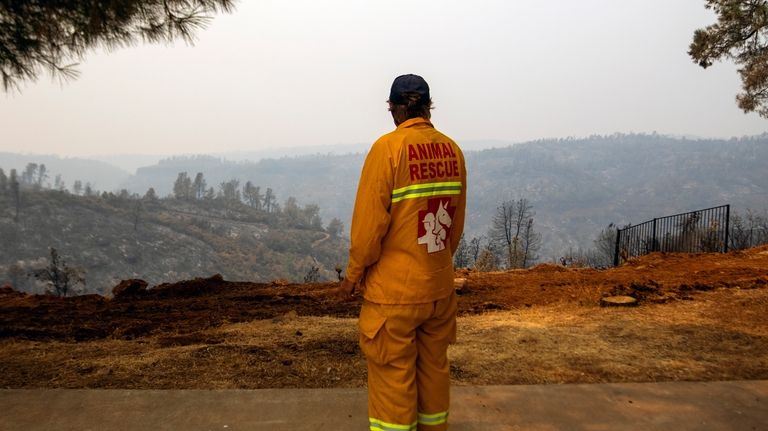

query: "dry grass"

left=450, top=287, right=768, bottom=385
left=3, top=247, right=767, bottom=388
left=0, top=314, right=365, bottom=389
left=2, top=287, right=767, bottom=389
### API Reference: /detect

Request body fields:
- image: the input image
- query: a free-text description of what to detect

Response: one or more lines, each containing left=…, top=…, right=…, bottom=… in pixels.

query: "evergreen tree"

left=36, top=163, right=47, bottom=188
left=9, top=168, right=19, bottom=222
left=690, top=1, right=768, bottom=116
left=0, top=0, right=235, bottom=90
left=326, top=218, right=344, bottom=239
left=21, top=162, right=37, bottom=185
left=218, top=179, right=241, bottom=202
left=183, top=174, right=192, bottom=200
left=243, top=181, right=262, bottom=209
left=283, top=197, right=301, bottom=225
left=132, top=200, right=143, bottom=232
left=144, top=187, right=158, bottom=201
left=53, top=174, right=65, bottom=191
left=118, top=189, right=130, bottom=200
left=264, top=188, right=276, bottom=213
left=72, top=180, right=83, bottom=196
left=204, top=186, right=215, bottom=200
left=303, top=203, right=322, bottom=229
left=173, top=172, right=191, bottom=200
left=0, top=168, right=7, bottom=193
left=192, top=172, right=206, bottom=200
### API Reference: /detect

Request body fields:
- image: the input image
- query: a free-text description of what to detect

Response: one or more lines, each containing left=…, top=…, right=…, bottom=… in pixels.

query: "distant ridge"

left=0, top=152, right=130, bottom=192
left=4, top=133, right=767, bottom=258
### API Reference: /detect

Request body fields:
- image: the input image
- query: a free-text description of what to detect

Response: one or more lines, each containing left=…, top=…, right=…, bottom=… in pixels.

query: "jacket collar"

left=397, top=117, right=433, bottom=129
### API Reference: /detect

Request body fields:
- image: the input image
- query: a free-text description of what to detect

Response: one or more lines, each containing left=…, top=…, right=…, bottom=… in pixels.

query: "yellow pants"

left=358, top=293, right=457, bottom=431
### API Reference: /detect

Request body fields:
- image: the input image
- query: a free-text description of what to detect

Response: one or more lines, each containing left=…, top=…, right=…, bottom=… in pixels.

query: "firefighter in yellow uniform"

left=336, top=74, right=466, bottom=431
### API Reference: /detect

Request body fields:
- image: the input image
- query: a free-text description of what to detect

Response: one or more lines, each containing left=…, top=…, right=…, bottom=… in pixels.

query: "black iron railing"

left=613, top=205, right=730, bottom=266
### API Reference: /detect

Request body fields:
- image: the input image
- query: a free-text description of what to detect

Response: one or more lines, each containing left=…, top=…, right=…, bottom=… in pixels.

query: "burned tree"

left=30, top=248, right=86, bottom=297
left=489, top=198, right=540, bottom=269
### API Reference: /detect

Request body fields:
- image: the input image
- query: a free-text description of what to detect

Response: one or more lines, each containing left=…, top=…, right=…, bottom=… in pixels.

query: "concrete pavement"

left=1, top=380, right=766, bottom=430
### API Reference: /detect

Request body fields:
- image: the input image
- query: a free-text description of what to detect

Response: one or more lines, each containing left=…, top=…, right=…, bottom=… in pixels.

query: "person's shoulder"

left=372, top=125, right=410, bottom=150
left=432, top=128, right=463, bottom=153
left=378, top=125, right=409, bottom=141
left=364, top=130, right=398, bottom=160
left=369, top=133, right=392, bottom=152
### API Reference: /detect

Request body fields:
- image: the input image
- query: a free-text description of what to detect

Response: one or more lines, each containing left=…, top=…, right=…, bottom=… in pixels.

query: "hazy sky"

left=1, top=0, right=766, bottom=157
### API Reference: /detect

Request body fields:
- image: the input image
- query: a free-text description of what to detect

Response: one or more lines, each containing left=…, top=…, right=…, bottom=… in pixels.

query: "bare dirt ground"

left=1, top=246, right=767, bottom=389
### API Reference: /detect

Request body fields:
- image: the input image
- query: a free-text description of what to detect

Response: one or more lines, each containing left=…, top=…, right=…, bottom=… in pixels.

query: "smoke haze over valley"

left=3, top=133, right=768, bottom=294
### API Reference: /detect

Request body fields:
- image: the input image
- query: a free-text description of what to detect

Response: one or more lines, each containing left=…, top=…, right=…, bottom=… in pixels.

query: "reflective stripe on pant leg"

left=418, top=411, right=449, bottom=426
left=369, top=418, right=418, bottom=431
left=415, top=293, right=456, bottom=431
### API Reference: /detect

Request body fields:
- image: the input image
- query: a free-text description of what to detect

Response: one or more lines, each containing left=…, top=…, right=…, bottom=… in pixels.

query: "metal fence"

left=613, top=205, right=730, bottom=266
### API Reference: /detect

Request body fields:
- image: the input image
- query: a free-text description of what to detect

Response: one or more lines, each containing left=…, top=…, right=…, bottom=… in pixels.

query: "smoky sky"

left=1, top=0, right=766, bottom=157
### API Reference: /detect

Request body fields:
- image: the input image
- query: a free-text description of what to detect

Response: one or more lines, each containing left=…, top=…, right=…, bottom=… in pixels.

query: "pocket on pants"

left=358, top=303, right=388, bottom=364
left=442, top=293, right=458, bottom=344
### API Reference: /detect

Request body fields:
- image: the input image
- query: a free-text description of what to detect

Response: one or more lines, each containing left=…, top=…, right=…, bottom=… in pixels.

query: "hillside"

left=4, top=133, right=767, bottom=272
left=0, top=190, right=347, bottom=295
left=1, top=246, right=766, bottom=388
left=119, top=134, right=768, bottom=258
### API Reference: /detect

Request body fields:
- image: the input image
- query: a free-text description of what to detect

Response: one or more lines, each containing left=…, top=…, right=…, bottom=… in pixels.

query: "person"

left=336, top=74, right=467, bottom=431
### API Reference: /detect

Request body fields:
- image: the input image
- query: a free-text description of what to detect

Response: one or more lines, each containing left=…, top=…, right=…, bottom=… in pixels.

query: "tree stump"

left=454, top=278, right=468, bottom=294
left=600, top=295, right=638, bottom=307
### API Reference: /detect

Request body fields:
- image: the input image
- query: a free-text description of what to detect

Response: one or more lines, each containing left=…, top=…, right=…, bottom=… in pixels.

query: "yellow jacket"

left=346, top=117, right=467, bottom=304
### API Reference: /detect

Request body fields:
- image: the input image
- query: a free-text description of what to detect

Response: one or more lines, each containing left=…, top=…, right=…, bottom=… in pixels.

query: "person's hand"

left=333, top=277, right=357, bottom=301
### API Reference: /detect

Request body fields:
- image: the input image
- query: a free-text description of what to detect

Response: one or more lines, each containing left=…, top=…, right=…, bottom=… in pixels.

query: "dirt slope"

left=1, top=246, right=766, bottom=388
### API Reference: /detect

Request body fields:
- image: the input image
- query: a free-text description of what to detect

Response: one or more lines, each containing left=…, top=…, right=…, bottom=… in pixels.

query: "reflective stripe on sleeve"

left=369, top=418, right=418, bottom=431
left=391, top=181, right=462, bottom=203
left=417, top=411, right=449, bottom=425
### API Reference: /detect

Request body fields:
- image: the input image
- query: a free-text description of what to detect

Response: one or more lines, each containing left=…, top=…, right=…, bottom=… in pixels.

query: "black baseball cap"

left=389, top=74, right=430, bottom=104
